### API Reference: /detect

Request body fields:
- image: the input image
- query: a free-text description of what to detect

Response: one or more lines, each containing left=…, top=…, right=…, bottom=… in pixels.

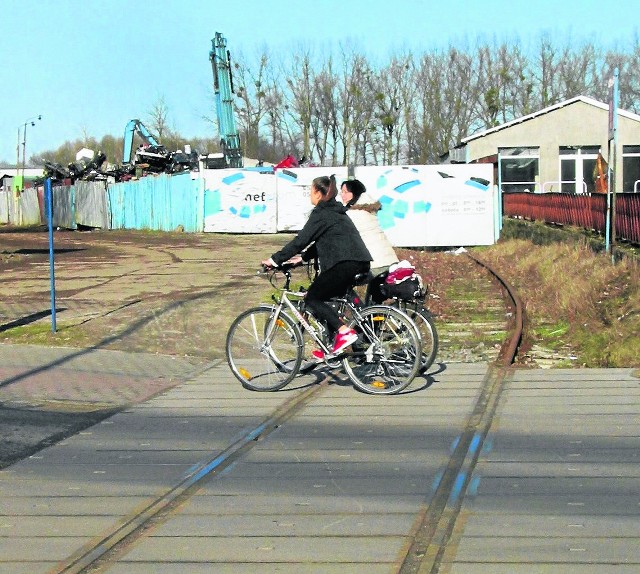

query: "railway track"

left=411, top=249, right=519, bottom=366
left=39, top=251, right=524, bottom=574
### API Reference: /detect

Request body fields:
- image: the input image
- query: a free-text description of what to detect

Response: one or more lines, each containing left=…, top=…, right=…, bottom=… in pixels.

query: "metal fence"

left=0, top=174, right=199, bottom=232
left=503, top=192, right=640, bottom=244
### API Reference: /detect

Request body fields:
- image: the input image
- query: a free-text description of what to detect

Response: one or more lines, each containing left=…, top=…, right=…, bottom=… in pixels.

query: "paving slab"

left=442, top=367, right=640, bottom=573
left=0, top=361, right=488, bottom=572
left=1, top=354, right=639, bottom=572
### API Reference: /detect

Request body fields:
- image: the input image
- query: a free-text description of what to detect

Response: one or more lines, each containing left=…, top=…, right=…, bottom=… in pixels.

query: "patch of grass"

left=475, top=332, right=506, bottom=346
left=2, top=323, right=61, bottom=339
left=554, top=359, right=577, bottom=368
left=2, top=322, right=94, bottom=347
left=533, top=321, right=570, bottom=342
left=479, top=219, right=640, bottom=368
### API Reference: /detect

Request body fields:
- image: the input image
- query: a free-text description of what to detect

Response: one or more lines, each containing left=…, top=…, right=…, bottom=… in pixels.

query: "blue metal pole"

left=611, top=68, right=619, bottom=264
left=45, top=178, right=57, bottom=332
left=605, top=149, right=611, bottom=252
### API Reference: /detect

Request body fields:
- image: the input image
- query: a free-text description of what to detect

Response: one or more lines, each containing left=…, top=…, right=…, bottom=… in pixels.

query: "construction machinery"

left=122, top=119, right=165, bottom=169
left=209, top=32, right=243, bottom=169
left=122, top=119, right=198, bottom=177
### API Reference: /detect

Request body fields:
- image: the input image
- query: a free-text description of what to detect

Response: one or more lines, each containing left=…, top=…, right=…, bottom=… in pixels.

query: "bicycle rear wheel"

left=226, top=306, right=303, bottom=391
left=342, top=305, right=421, bottom=395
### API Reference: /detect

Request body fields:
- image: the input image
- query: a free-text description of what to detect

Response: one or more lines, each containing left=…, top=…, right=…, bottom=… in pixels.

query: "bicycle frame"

left=265, top=267, right=411, bottom=362
left=268, top=290, right=334, bottom=356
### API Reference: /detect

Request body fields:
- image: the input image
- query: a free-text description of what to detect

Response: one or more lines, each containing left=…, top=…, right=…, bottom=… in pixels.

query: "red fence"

left=503, top=192, right=640, bottom=244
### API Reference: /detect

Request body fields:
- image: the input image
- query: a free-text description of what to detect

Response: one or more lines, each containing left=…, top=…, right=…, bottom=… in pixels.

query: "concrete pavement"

left=0, top=342, right=639, bottom=572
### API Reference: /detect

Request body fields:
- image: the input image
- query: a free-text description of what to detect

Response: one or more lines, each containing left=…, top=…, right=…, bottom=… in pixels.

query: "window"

left=559, top=146, right=599, bottom=194
left=499, top=147, right=539, bottom=193
left=623, top=145, right=640, bottom=192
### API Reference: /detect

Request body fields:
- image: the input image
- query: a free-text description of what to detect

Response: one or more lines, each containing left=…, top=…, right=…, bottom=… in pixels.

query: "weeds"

left=479, top=220, right=640, bottom=368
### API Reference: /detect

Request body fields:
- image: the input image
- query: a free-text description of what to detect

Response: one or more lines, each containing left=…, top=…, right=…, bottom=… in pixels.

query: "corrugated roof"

left=461, top=96, right=640, bottom=143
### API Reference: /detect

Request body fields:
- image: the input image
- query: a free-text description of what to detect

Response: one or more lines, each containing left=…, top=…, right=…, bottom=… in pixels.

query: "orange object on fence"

left=593, top=152, right=608, bottom=194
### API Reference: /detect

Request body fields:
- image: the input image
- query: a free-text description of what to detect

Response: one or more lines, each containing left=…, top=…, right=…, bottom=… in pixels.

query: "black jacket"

left=271, top=199, right=372, bottom=272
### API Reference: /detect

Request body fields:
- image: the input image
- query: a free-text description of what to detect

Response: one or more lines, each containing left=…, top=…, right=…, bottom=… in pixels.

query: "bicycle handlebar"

left=261, top=261, right=301, bottom=273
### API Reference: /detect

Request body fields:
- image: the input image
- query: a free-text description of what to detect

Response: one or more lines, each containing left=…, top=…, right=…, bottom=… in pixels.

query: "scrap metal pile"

left=41, top=144, right=200, bottom=185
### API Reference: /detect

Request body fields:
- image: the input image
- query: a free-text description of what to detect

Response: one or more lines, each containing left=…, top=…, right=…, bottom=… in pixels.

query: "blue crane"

left=210, top=32, right=243, bottom=169
left=122, top=119, right=162, bottom=165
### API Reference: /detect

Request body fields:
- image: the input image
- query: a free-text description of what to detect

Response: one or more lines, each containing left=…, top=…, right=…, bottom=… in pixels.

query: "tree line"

left=23, top=33, right=640, bottom=168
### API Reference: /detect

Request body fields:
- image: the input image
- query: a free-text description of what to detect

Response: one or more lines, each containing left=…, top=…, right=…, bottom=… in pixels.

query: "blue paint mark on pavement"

left=449, top=472, right=466, bottom=504
left=468, top=475, right=481, bottom=496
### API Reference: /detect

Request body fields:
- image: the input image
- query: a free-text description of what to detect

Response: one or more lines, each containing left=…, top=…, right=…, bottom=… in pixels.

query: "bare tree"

left=531, top=34, right=563, bottom=109
left=146, top=95, right=171, bottom=140
left=388, top=53, right=417, bottom=164
left=413, top=47, right=478, bottom=163
left=232, top=49, right=271, bottom=160
left=342, top=54, right=376, bottom=165
left=311, top=58, right=341, bottom=165
left=336, top=44, right=371, bottom=165
left=367, top=66, right=401, bottom=164
left=623, top=35, right=640, bottom=112
left=262, top=66, right=289, bottom=160
left=283, top=45, right=317, bottom=161
left=600, top=40, right=640, bottom=113
left=475, top=40, right=525, bottom=127
left=556, top=41, right=601, bottom=100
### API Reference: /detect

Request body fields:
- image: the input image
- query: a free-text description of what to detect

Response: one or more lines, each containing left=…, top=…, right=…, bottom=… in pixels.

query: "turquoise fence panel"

left=107, top=172, right=203, bottom=232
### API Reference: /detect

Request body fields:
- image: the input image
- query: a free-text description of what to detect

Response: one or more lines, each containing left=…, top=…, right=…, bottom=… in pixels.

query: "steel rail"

left=465, top=252, right=525, bottom=366
left=397, top=251, right=525, bottom=573
left=51, top=375, right=328, bottom=574
left=49, top=257, right=524, bottom=574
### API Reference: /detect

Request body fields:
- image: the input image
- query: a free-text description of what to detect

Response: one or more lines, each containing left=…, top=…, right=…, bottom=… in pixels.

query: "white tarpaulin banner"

left=202, top=167, right=277, bottom=233
left=275, top=166, right=349, bottom=231
left=354, top=164, right=496, bottom=246
left=202, top=164, right=496, bottom=246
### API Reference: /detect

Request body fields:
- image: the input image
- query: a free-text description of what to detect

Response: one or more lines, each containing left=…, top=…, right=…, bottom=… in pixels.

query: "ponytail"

left=311, top=174, right=339, bottom=203
left=326, top=174, right=338, bottom=201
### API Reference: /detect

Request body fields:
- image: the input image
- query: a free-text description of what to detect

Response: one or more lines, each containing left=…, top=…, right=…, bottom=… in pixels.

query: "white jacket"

left=346, top=193, right=398, bottom=272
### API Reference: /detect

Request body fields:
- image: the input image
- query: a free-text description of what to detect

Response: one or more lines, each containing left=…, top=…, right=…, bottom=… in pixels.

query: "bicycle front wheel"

left=342, top=305, right=421, bottom=395
left=226, top=306, right=303, bottom=391
left=405, top=307, right=439, bottom=372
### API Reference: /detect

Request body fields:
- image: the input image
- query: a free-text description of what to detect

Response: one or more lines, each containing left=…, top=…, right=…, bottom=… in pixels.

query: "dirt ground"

left=0, top=226, right=507, bottom=363
left=0, top=227, right=298, bottom=469
left=0, top=226, right=293, bottom=359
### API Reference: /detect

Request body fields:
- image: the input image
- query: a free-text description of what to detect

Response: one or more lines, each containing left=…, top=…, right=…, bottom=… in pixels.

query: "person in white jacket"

left=340, top=179, right=399, bottom=302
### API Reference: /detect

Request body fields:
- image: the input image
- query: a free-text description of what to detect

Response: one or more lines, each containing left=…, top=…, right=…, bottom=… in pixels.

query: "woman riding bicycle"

left=340, top=178, right=398, bottom=304
left=261, top=174, right=371, bottom=357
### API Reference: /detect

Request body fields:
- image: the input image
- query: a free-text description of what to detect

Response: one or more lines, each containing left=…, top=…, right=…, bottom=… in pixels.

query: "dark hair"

left=340, top=179, right=366, bottom=207
left=312, top=174, right=338, bottom=202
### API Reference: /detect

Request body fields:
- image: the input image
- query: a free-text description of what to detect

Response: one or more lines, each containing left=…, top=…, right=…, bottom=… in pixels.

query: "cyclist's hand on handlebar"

left=284, top=255, right=303, bottom=267
left=261, top=256, right=303, bottom=273
left=261, top=257, right=277, bottom=271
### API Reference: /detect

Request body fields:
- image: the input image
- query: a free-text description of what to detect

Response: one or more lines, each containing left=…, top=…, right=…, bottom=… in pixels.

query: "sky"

left=1, top=0, right=637, bottom=165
